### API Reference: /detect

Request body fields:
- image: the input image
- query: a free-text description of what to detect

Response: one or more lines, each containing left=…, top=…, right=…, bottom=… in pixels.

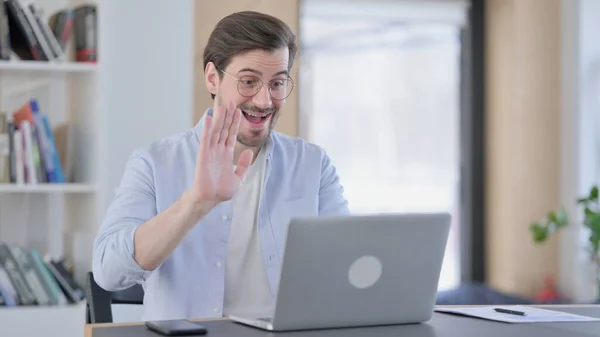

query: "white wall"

left=559, top=0, right=600, bottom=302
left=97, top=0, right=195, bottom=219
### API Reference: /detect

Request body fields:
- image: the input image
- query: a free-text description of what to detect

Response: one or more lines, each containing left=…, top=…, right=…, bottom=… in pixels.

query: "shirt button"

left=222, top=215, right=228, bottom=221
left=213, top=307, right=220, bottom=313
left=216, top=261, right=222, bottom=268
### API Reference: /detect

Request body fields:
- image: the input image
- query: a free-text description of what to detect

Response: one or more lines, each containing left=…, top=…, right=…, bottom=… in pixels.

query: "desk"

left=85, top=305, right=600, bottom=337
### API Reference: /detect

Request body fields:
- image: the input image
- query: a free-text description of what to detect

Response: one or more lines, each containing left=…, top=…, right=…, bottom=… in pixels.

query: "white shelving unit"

left=0, top=0, right=100, bottom=273
left=0, top=1, right=100, bottom=336
left=0, top=183, right=96, bottom=193
left=0, top=0, right=196, bottom=336
left=0, top=60, right=97, bottom=73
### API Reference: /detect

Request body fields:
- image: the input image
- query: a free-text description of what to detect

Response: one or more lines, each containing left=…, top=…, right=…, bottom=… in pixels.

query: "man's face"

left=208, top=47, right=290, bottom=149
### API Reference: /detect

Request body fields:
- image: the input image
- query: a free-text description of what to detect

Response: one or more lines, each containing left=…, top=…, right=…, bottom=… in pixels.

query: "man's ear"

left=205, top=62, right=219, bottom=96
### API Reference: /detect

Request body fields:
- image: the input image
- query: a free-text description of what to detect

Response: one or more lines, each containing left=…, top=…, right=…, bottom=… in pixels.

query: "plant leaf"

left=556, top=206, right=569, bottom=227
left=530, top=222, right=548, bottom=243
left=590, top=213, right=600, bottom=233
left=590, top=233, right=600, bottom=255
left=586, top=207, right=595, bottom=217
left=590, top=186, right=599, bottom=201
left=584, top=211, right=600, bottom=229
left=548, top=211, right=558, bottom=224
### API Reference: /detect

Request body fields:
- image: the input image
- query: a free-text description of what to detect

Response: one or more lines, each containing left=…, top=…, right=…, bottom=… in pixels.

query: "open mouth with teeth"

left=242, top=110, right=272, bottom=127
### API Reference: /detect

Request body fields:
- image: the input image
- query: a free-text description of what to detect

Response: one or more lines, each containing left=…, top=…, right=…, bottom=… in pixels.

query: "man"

left=92, top=11, right=349, bottom=321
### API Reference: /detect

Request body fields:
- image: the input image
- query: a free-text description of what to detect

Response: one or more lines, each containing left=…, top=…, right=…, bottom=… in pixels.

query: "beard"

left=236, top=103, right=279, bottom=148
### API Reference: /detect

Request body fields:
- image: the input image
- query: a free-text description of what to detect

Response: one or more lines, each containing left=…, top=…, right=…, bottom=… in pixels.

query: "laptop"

left=228, top=212, right=451, bottom=331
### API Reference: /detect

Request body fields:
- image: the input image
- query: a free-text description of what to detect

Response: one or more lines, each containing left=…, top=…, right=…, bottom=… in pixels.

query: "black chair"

left=85, top=271, right=145, bottom=323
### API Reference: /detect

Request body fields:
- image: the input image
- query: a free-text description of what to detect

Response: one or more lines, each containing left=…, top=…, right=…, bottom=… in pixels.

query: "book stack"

left=0, top=242, right=85, bottom=307
left=0, top=98, right=69, bottom=184
left=0, top=0, right=97, bottom=62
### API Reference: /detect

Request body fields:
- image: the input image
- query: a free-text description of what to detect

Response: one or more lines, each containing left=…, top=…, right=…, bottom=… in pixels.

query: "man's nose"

left=251, top=84, right=272, bottom=109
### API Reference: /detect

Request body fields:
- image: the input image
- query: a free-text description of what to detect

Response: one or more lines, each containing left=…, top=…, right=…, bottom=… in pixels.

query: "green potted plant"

left=530, top=185, right=600, bottom=298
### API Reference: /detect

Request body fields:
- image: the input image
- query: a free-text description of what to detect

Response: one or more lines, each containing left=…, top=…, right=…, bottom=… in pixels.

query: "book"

left=18, top=0, right=53, bottom=60
left=48, top=8, right=72, bottom=52
left=0, top=112, right=9, bottom=183
left=0, top=1, right=11, bottom=60
left=0, top=243, right=36, bottom=305
left=46, top=259, right=85, bottom=303
left=73, top=4, right=95, bottom=63
left=29, top=248, right=68, bottom=305
left=0, top=1, right=90, bottom=62
left=26, top=2, right=64, bottom=60
left=4, top=0, right=45, bottom=60
left=0, top=241, right=86, bottom=307
left=8, top=245, right=53, bottom=305
left=0, top=264, right=18, bottom=306
left=3, top=97, right=68, bottom=185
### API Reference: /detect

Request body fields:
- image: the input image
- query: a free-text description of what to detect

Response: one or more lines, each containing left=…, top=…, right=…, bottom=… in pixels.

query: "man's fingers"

left=199, top=113, right=213, bottom=155
left=201, top=112, right=212, bottom=145
left=234, top=149, right=254, bottom=179
left=210, top=105, right=226, bottom=146
left=197, top=113, right=213, bottom=167
left=219, top=101, right=235, bottom=146
left=225, top=108, right=242, bottom=148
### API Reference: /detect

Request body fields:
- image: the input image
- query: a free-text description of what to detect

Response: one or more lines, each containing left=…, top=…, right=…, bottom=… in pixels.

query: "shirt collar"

left=194, top=107, right=275, bottom=159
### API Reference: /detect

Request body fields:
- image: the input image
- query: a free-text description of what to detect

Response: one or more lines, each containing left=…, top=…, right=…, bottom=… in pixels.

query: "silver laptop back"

left=270, top=212, right=451, bottom=331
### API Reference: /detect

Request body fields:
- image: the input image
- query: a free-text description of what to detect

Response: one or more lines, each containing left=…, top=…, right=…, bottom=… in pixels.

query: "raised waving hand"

left=190, top=102, right=254, bottom=209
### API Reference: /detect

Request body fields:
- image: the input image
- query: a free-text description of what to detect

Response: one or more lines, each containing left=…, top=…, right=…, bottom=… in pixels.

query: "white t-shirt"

left=223, top=147, right=274, bottom=318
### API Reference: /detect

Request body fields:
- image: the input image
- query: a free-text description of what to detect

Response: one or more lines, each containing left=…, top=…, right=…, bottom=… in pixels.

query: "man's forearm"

left=133, top=191, right=214, bottom=271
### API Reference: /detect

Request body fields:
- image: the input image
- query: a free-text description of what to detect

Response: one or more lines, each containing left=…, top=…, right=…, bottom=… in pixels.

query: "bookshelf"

left=0, top=0, right=98, bottom=335
left=0, top=0, right=197, bottom=335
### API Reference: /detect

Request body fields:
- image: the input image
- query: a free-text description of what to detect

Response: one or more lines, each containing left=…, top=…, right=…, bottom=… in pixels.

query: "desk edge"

left=85, top=317, right=228, bottom=337
left=83, top=305, right=600, bottom=337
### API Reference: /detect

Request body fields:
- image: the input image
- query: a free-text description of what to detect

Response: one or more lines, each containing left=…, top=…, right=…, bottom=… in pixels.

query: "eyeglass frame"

left=218, top=68, right=295, bottom=100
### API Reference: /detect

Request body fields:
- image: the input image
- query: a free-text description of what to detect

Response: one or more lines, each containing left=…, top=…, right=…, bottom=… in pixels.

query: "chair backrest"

left=85, top=271, right=144, bottom=323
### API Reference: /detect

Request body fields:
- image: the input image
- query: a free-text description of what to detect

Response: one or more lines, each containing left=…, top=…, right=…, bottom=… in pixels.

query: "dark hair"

left=203, top=11, right=298, bottom=99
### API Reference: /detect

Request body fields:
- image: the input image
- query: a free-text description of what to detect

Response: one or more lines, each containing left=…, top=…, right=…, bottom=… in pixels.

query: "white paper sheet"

left=434, top=305, right=600, bottom=323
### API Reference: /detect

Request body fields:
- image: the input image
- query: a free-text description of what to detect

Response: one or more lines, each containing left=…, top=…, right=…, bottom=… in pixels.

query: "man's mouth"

left=242, top=110, right=272, bottom=127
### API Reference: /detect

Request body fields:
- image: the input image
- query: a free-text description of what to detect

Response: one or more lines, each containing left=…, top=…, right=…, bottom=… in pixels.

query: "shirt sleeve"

left=92, top=149, right=157, bottom=291
left=318, top=151, right=351, bottom=216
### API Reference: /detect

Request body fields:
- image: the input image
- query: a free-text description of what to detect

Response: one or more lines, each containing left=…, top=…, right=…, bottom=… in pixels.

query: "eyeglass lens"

left=237, top=75, right=294, bottom=100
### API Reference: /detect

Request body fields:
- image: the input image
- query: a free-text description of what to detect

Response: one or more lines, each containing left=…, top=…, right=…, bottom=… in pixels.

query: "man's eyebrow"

left=236, top=68, right=289, bottom=77
left=237, top=68, right=262, bottom=76
left=273, top=70, right=289, bottom=77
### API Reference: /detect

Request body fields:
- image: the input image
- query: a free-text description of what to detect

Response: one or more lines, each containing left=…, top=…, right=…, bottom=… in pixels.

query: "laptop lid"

left=271, top=212, right=451, bottom=330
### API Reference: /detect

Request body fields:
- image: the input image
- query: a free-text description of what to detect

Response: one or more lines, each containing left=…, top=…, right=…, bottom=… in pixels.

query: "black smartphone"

left=145, top=319, right=207, bottom=336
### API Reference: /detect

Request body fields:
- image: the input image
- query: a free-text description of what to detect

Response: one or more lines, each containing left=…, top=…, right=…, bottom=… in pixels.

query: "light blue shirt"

left=92, top=110, right=350, bottom=321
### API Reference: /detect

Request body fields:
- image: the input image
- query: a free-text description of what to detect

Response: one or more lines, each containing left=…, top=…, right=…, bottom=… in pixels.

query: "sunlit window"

left=299, top=0, right=467, bottom=291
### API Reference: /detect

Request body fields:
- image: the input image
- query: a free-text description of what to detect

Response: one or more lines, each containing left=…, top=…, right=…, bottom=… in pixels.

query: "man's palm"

left=193, top=102, right=253, bottom=205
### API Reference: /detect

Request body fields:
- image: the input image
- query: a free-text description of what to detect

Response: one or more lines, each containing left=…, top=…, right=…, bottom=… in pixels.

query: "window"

left=299, top=0, right=468, bottom=291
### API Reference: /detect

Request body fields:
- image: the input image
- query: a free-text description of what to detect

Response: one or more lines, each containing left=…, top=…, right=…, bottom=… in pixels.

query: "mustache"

left=238, top=105, right=277, bottom=114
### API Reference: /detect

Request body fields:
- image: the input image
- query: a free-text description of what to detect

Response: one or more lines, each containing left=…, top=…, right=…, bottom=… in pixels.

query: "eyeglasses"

left=219, top=68, right=295, bottom=100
